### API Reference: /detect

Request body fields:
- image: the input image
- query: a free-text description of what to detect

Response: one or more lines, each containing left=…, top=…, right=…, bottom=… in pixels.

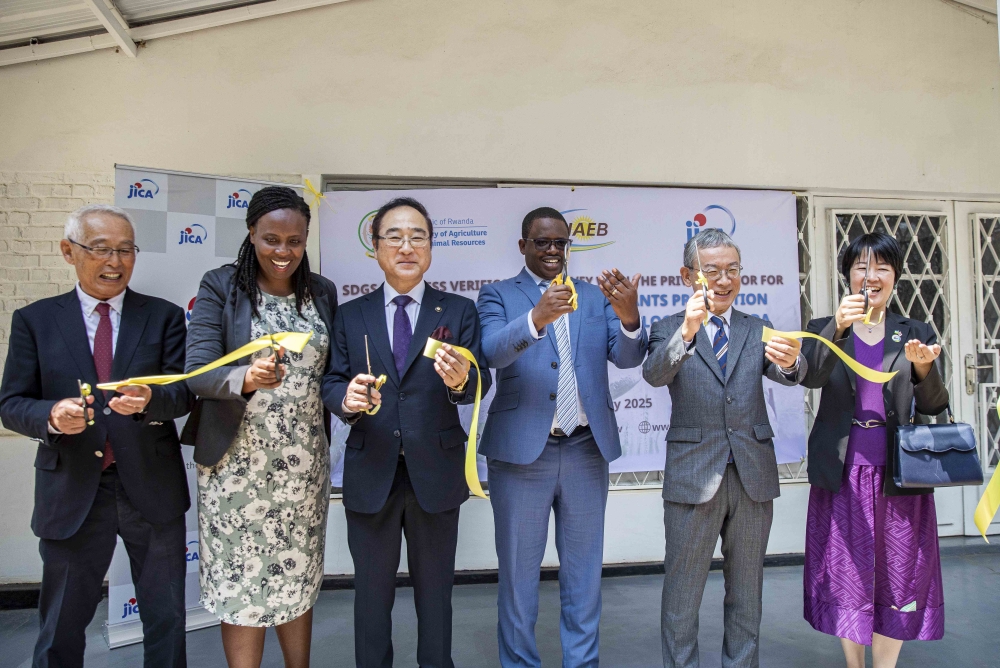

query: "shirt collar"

left=524, top=266, right=548, bottom=286
left=76, top=283, right=125, bottom=316
left=710, top=306, right=733, bottom=326
left=383, top=280, right=425, bottom=307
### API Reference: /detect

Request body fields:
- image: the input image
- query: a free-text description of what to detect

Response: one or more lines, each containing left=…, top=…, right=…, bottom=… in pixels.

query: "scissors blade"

left=693, top=236, right=711, bottom=323
left=364, top=335, right=374, bottom=407
left=269, top=332, right=283, bottom=382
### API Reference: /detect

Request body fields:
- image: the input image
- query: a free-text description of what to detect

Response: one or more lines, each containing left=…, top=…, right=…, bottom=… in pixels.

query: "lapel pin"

left=892, top=330, right=902, bottom=343
left=435, top=306, right=442, bottom=312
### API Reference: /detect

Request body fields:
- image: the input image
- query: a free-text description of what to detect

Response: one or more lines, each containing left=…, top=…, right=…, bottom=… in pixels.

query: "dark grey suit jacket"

left=801, top=313, right=949, bottom=497
left=642, top=310, right=806, bottom=504
left=180, top=265, right=338, bottom=466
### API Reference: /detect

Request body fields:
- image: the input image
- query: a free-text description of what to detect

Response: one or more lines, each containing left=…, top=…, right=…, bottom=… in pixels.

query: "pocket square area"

left=431, top=326, right=453, bottom=342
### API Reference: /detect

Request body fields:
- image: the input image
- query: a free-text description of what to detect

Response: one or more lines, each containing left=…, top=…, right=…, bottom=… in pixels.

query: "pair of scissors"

left=860, top=247, right=884, bottom=326
left=693, top=237, right=711, bottom=326
left=551, top=243, right=578, bottom=310
left=77, top=379, right=94, bottom=426
left=363, top=335, right=387, bottom=416
left=268, top=332, right=285, bottom=383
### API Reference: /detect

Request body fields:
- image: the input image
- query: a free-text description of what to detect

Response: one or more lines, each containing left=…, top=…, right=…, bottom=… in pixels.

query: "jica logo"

left=179, top=224, right=208, bottom=246
left=185, top=540, right=200, bottom=563
left=185, top=297, right=196, bottom=322
left=227, top=189, right=252, bottom=210
left=121, top=597, right=139, bottom=619
left=127, top=179, right=159, bottom=200
left=686, top=204, right=737, bottom=240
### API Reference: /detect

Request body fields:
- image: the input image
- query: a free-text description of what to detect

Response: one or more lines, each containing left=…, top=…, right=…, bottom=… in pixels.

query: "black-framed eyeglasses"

left=68, top=239, right=139, bottom=258
left=524, top=238, right=572, bottom=251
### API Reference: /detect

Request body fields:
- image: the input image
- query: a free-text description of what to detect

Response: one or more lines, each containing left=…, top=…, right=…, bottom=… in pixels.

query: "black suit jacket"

left=0, top=288, right=195, bottom=540
left=801, top=313, right=949, bottom=497
left=324, top=284, right=492, bottom=514
left=181, top=265, right=338, bottom=466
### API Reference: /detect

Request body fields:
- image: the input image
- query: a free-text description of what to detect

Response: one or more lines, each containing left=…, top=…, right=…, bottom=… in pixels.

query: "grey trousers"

left=661, top=464, right=774, bottom=668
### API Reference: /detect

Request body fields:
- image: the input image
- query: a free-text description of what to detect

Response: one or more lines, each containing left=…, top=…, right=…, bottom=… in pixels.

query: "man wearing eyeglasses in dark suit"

left=476, top=207, right=648, bottom=668
left=0, top=205, right=194, bottom=668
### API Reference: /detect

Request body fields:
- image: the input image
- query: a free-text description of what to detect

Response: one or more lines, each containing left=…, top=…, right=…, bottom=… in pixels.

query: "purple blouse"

left=845, top=337, right=887, bottom=467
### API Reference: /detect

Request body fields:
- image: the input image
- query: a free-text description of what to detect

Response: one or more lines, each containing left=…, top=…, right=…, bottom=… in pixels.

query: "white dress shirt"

left=523, top=267, right=642, bottom=433
left=76, top=283, right=125, bottom=355
left=383, top=280, right=424, bottom=348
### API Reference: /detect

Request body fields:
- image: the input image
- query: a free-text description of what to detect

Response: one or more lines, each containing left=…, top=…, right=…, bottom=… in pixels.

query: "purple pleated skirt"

left=803, top=464, right=944, bottom=645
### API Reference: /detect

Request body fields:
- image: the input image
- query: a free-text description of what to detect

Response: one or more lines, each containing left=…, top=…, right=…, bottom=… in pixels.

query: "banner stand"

left=104, top=606, right=219, bottom=649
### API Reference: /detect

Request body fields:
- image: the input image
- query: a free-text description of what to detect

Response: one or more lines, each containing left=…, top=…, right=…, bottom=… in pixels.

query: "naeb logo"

left=185, top=540, right=199, bottom=563
left=560, top=209, right=615, bottom=251
left=686, top=205, right=737, bottom=240
left=227, top=189, right=252, bottom=210
left=127, top=179, right=159, bottom=200
left=121, top=597, right=139, bottom=619
left=179, top=224, right=208, bottom=245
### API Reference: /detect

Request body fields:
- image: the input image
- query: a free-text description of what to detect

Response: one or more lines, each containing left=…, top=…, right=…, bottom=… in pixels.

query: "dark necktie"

left=711, top=315, right=728, bottom=376
left=94, top=303, right=115, bottom=470
left=392, top=295, right=414, bottom=377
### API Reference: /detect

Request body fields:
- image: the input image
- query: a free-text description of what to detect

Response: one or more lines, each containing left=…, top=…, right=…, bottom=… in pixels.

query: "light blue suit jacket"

left=477, top=268, right=649, bottom=465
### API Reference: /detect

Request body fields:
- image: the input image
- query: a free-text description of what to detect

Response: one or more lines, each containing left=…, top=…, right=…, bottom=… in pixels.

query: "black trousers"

left=346, top=457, right=461, bottom=668
left=34, top=467, right=187, bottom=668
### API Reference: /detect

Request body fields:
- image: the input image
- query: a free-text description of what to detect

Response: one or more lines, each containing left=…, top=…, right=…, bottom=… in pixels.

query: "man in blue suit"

left=477, top=207, right=648, bottom=667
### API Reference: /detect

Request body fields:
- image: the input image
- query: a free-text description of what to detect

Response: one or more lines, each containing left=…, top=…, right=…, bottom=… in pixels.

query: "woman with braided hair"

left=182, top=185, right=337, bottom=668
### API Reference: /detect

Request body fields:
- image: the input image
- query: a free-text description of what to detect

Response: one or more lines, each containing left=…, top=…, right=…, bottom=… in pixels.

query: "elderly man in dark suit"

left=0, top=205, right=194, bottom=668
left=642, top=228, right=805, bottom=668
left=323, top=197, right=492, bottom=668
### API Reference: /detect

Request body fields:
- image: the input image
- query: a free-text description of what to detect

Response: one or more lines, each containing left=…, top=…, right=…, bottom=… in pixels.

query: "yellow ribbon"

left=96, top=331, right=314, bottom=391
left=422, top=338, right=487, bottom=499
left=303, top=179, right=337, bottom=215
left=761, top=327, right=897, bottom=384
left=973, top=399, right=1000, bottom=541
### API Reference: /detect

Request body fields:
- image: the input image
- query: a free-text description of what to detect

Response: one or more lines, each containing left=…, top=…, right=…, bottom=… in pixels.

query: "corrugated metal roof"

left=0, top=0, right=263, bottom=49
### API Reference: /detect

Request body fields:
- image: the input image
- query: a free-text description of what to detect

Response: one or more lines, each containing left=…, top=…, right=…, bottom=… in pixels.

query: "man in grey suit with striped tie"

left=642, top=229, right=806, bottom=668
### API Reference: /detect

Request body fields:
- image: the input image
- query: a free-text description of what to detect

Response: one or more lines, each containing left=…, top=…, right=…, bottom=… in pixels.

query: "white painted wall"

left=1, top=0, right=999, bottom=583
left=0, top=0, right=998, bottom=195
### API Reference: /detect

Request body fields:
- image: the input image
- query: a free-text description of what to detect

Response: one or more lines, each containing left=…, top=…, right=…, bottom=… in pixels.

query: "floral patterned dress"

left=197, top=293, right=330, bottom=627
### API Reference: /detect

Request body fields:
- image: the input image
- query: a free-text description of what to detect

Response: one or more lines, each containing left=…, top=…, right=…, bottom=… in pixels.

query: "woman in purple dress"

left=800, top=232, right=949, bottom=668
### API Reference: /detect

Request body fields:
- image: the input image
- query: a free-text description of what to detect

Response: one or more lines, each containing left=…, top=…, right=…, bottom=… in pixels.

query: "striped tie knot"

left=710, top=314, right=726, bottom=329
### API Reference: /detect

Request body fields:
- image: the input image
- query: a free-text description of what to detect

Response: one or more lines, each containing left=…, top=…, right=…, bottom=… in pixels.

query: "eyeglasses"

left=376, top=235, right=430, bottom=248
left=692, top=266, right=742, bottom=281
left=68, top=239, right=139, bottom=258
left=524, top=238, right=572, bottom=251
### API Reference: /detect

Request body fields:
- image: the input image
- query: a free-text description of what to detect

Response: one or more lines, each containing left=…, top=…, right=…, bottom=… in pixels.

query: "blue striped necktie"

left=541, top=280, right=580, bottom=434
left=711, top=315, right=728, bottom=375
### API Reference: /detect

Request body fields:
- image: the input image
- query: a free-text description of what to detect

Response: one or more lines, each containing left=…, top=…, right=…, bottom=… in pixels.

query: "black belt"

left=551, top=424, right=591, bottom=438
left=852, top=418, right=886, bottom=429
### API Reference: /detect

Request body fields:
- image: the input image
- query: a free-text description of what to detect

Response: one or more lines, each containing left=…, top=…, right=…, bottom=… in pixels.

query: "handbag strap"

left=909, top=397, right=954, bottom=425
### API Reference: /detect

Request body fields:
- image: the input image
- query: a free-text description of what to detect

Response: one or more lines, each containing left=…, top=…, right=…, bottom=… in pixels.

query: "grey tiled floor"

left=2, top=548, right=998, bottom=667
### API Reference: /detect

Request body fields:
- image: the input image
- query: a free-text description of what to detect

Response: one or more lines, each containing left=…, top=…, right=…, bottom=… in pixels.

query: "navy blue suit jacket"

left=477, top=268, right=648, bottom=465
left=0, top=288, right=194, bottom=540
left=323, top=284, right=492, bottom=514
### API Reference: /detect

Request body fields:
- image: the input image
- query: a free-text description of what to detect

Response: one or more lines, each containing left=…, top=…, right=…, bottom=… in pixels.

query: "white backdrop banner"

left=319, top=187, right=806, bottom=484
left=107, top=166, right=298, bottom=645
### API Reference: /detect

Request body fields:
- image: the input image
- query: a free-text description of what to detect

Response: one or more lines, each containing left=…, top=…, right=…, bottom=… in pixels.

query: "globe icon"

left=638, top=421, right=651, bottom=434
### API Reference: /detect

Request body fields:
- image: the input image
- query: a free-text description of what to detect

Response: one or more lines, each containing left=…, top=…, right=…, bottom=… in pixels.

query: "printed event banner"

left=319, top=187, right=806, bottom=485
left=108, top=167, right=290, bottom=642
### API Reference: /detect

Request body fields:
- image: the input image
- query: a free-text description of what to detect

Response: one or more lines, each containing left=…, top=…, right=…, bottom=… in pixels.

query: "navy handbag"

left=894, top=403, right=984, bottom=489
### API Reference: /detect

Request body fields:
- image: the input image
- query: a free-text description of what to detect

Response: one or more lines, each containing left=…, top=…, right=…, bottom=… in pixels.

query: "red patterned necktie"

left=94, top=302, right=114, bottom=470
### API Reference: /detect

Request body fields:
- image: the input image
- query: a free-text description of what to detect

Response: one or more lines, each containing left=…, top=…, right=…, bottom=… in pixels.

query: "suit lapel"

left=883, top=313, right=909, bottom=401
left=695, top=327, right=725, bottom=384
left=360, top=287, right=399, bottom=386
left=112, top=289, right=150, bottom=383
left=514, top=267, right=557, bottom=355
left=724, top=311, right=750, bottom=383
left=53, top=290, right=102, bottom=402
left=843, top=330, right=857, bottom=394
left=400, top=284, right=445, bottom=379
left=569, top=299, right=583, bottom=359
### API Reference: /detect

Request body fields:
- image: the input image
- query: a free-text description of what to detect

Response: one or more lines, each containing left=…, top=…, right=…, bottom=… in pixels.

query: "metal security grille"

left=973, top=215, right=1000, bottom=472
left=832, top=211, right=953, bottom=390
